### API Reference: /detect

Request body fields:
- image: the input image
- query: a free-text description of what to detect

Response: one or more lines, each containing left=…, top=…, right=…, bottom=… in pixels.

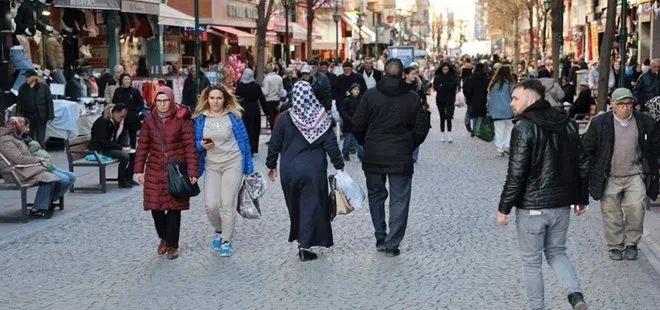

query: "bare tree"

left=298, top=0, right=329, bottom=60
left=597, top=0, right=617, bottom=111
left=256, top=0, right=276, bottom=83
left=550, top=0, right=563, bottom=79
left=524, top=0, right=536, bottom=61
left=486, top=0, right=526, bottom=69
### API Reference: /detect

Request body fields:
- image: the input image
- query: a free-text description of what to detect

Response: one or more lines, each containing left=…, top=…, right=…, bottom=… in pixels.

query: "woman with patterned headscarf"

left=265, top=81, right=344, bottom=261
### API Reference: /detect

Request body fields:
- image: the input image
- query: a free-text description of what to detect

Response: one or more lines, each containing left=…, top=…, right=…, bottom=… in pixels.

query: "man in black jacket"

left=352, top=58, right=431, bottom=257
left=583, top=88, right=660, bottom=261
left=182, top=65, right=210, bottom=110
left=498, top=79, right=588, bottom=310
left=16, top=69, right=54, bottom=147
left=89, top=103, right=134, bottom=188
left=357, top=57, right=382, bottom=90
left=334, top=61, right=367, bottom=106
left=299, top=65, right=333, bottom=111
left=632, top=58, right=660, bottom=111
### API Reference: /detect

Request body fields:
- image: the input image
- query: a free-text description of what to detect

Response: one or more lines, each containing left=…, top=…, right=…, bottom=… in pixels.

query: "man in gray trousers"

left=497, top=79, right=589, bottom=310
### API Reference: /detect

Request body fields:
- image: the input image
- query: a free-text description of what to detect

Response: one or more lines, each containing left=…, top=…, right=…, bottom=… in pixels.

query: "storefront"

left=159, top=4, right=194, bottom=73
left=119, top=0, right=160, bottom=76
left=311, top=16, right=342, bottom=61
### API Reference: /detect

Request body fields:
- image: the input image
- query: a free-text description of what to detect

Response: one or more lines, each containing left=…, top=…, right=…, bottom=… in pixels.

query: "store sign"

left=54, top=0, right=120, bottom=10
left=228, top=4, right=258, bottom=19
left=122, top=0, right=160, bottom=15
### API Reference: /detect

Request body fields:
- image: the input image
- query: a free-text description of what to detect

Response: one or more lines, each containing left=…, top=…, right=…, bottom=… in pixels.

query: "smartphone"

left=202, top=138, right=214, bottom=144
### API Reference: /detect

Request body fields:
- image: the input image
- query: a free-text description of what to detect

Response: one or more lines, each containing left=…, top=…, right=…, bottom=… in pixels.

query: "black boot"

left=568, top=292, right=587, bottom=310
left=298, top=249, right=318, bottom=261
left=376, top=239, right=386, bottom=252
left=465, top=123, right=472, bottom=133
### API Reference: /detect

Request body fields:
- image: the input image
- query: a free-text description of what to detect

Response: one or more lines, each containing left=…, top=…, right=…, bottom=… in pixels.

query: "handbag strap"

left=152, top=116, right=169, bottom=159
left=0, top=151, right=12, bottom=167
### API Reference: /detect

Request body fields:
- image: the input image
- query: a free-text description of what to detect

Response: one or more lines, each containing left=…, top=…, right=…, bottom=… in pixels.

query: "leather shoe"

left=298, top=249, right=318, bottom=261
left=376, top=239, right=386, bottom=252
left=157, top=240, right=167, bottom=255
left=385, top=248, right=400, bottom=257
left=624, top=246, right=638, bottom=260
left=609, top=249, right=623, bottom=261
left=118, top=183, right=133, bottom=189
left=166, top=247, right=179, bottom=259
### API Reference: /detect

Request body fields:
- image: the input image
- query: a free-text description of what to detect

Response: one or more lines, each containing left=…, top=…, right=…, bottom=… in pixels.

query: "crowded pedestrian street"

left=1, top=105, right=660, bottom=309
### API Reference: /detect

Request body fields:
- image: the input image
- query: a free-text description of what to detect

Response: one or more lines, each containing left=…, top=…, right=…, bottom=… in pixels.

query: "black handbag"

left=153, top=121, right=200, bottom=198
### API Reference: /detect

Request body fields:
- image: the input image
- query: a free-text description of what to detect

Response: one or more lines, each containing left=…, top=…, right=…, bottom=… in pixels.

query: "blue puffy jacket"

left=193, top=113, right=254, bottom=177
left=487, top=81, right=514, bottom=120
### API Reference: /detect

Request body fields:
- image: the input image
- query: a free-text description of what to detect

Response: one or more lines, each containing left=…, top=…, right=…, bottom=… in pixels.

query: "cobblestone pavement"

left=1, top=105, right=660, bottom=310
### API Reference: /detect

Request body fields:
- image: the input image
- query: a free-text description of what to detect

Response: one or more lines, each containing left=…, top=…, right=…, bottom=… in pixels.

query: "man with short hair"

left=357, top=57, right=382, bottom=89
left=498, top=79, right=589, bottom=310
left=319, top=60, right=337, bottom=89
left=632, top=58, right=660, bottom=111
left=583, top=88, right=660, bottom=261
left=262, top=63, right=287, bottom=128
left=104, top=65, right=124, bottom=103
left=352, top=58, right=431, bottom=257
left=334, top=61, right=367, bottom=105
left=16, top=69, right=53, bottom=147
left=307, top=59, right=332, bottom=92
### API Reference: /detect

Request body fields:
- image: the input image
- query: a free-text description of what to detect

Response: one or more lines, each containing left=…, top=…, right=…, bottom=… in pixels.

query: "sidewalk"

left=642, top=205, right=660, bottom=274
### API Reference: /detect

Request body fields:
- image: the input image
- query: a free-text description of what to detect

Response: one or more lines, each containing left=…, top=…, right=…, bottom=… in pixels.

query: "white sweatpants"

left=204, top=158, right=243, bottom=242
left=493, top=119, right=514, bottom=152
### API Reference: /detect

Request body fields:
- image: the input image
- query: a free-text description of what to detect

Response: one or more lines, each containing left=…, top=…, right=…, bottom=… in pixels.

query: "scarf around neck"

left=289, top=81, right=332, bottom=144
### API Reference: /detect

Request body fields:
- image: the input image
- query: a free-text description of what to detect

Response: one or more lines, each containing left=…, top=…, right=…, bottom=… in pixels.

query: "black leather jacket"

left=499, top=100, right=589, bottom=214
left=582, top=111, right=660, bottom=201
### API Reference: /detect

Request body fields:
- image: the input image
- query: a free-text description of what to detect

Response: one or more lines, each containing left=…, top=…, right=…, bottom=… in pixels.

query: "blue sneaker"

left=211, top=233, right=223, bottom=250
left=219, top=241, right=233, bottom=257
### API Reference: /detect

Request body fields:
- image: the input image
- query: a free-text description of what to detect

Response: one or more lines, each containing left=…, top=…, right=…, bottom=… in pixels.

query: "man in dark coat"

left=463, top=62, right=490, bottom=127
left=307, top=59, right=332, bottom=93
left=299, top=65, right=333, bottom=111
left=319, top=60, right=337, bottom=91
left=352, top=58, right=431, bottom=257
left=182, top=65, right=210, bottom=110
left=89, top=103, right=134, bottom=188
left=632, top=58, right=660, bottom=111
left=16, top=69, right=53, bottom=147
left=357, top=57, right=383, bottom=90
left=497, top=79, right=589, bottom=310
left=583, top=88, right=660, bottom=261
left=334, top=61, right=367, bottom=107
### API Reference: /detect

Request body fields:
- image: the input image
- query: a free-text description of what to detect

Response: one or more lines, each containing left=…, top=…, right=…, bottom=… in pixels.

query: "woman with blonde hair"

left=194, top=84, right=254, bottom=257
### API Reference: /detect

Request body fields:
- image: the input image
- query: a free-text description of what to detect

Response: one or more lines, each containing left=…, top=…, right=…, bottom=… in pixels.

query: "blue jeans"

left=33, top=182, right=55, bottom=210
left=10, top=46, right=33, bottom=93
left=366, top=173, right=413, bottom=249
left=515, top=207, right=582, bottom=310
left=342, top=133, right=363, bottom=158
left=52, top=166, right=77, bottom=199
left=412, top=148, right=419, bottom=161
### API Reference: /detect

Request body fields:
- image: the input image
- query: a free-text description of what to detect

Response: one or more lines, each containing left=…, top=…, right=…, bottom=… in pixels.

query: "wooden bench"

left=0, top=166, right=64, bottom=223
left=64, top=135, right=120, bottom=193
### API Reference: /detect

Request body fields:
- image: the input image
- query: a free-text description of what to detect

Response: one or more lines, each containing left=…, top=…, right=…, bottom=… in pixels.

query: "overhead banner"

left=53, top=0, right=120, bottom=10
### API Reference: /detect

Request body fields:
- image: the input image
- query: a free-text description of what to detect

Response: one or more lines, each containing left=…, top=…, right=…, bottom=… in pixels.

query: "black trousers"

left=365, top=173, right=413, bottom=249
left=151, top=210, right=181, bottom=249
left=265, top=100, right=280, bottom=129
left=28, top=121, right=47, bottom=147
left=102, top=149, right=130, bottom=185
left=436, top=101, right=455, bottom=132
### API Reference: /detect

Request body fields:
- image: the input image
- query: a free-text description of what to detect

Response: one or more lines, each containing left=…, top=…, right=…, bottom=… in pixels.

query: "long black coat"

left=112, top=87, right=144, bottom=131
left=266, top=112, right=344, bottom=248
left=463, top=72, right=489, bottom=117
left=334, top=73, right=367, bottom=104
left=16, top=81, right=54, bottom=124
left=352, top=77, right=431, bottom=175
left=235, top=81, right=267, bottom=153
left=181, top=74, right=210, bottom=109
left=338, top=95, right=360, bottom=133
left=582, top=111, right=660, bottom=200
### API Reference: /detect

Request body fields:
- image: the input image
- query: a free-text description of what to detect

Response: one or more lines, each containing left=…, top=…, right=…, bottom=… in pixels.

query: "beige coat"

left=46, top=35, right=64, bottom=69
left=0, top=128, right=58, bottom=184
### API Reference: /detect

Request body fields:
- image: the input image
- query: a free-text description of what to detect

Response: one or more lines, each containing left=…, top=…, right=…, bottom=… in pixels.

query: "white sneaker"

left=440, top=133, right=446, bottom=143
left=447, top=133, right=453, bottom=143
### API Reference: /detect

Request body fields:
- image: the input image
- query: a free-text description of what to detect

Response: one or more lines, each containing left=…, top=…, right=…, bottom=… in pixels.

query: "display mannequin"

left=13, top=0, right=53, bottom=63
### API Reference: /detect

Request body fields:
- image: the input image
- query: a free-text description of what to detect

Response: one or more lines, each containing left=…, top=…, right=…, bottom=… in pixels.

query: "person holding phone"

left=193, top=84, right=253, bottom=257
left=89, top=103, right=135, bottom=188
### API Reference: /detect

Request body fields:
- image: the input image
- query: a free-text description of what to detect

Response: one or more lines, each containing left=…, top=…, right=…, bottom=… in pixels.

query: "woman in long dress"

left=266, top=81, right=344, bottom=261
left=235, top=69, right=267, bottom=155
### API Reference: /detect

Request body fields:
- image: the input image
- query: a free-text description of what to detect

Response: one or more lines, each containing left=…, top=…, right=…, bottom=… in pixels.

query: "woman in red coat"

left=134, top=86, right=198, bottom=259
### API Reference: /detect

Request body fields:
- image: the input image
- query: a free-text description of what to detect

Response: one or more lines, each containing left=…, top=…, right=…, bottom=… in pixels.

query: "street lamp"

left=356, top=12, right=364, bottom=59
left=282, top=0, right=293, bottom=66
left=619, top=0, right=628, bottom=87
left=542, top=0, right=551, bottom=60
left=333, top=0, right=341, bottom=61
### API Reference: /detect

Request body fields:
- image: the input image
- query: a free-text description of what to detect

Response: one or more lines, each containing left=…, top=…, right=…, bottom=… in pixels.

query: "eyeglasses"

left=613, top=101, right=633, bottom=108
left=155, top=99, right=171, bottom=104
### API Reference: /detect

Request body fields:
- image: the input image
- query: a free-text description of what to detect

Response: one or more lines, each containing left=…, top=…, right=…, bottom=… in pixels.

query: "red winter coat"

left=135, top=105, right=198, bottom=211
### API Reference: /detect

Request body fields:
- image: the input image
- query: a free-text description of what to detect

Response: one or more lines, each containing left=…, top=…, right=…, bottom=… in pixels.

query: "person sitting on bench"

left=89, top=103, right=134, bottom=188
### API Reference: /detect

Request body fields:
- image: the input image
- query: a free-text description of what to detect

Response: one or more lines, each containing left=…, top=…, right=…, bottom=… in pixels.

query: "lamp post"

left=619, top=0, right=628, bottom=87
left=356, top=12, right=364, bottom=58
left=333, top=1, right=341, bottom=61
left=194, top=0, right=201, bottom=94
left=282, top=0, right=293, bottom=65
left=542, top=0, right=551, bottom=60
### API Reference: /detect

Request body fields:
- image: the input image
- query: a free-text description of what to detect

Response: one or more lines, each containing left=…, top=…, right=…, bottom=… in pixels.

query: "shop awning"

left=210, top=26, right=255, bottom=47
left=311, top=18, right=339, bottom=50
left=122, top=0, right=160, bottom=15
left=342, top=13, right=375, bottom=44
left=158, top=4, right=194, bottom=28
left=54, top=0, right=120, bottom=10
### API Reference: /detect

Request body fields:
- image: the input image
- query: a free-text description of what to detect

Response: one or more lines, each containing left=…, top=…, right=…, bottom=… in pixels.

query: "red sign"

left=386, top=16, right=394, bottom=23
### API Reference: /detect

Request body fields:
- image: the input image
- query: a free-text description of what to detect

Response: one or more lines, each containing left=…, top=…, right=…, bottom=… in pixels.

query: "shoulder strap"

left=0, top=151, right=12, bottom=167
left=151, top=115, right=169, bottom=158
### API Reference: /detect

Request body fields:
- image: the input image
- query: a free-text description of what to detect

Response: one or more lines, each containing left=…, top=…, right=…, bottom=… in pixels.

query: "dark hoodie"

left=463, top=69, right=489, bottom=117
left=499, top=99, right=589, bottom=214
left=433, top=64, right=459, bottom=103
left=339, top=83, right=362, bottom=133
left=351, top=76, right=431, bottom=175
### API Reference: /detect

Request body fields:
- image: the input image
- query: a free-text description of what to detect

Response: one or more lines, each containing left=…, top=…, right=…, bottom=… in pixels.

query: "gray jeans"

left=515, top=207, right=582, bottom=310
left=366, top=173, right=412, bottom=249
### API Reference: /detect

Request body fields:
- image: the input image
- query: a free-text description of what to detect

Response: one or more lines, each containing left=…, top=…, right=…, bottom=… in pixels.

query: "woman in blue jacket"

left=486, top=65, right=515, bottom=157
left=193, top=85, right=254, bottom=257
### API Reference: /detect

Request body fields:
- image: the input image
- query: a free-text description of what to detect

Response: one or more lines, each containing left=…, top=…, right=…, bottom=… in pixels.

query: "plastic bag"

left=474, top=116, right=495, bottom=142
left=331, top=100, right=342, bottom=125
left=334, top=171, right=365, bottom=210
left=237, top=181, right=261, bottom=219
left=455, top=90, right=465, bottom=107
left=243, top=172, right=267, bottom=199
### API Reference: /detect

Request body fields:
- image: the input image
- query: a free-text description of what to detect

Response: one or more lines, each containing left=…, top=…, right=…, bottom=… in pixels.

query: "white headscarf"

left=289, top=81, right=332, bottom=144
left=240, top=68, right=255, bottom=84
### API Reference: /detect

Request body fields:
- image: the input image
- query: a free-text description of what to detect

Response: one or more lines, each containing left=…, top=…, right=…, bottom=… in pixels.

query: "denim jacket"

left=487, top=82, right=514, bottom=120
left=193, top=113, right=254, bottom=176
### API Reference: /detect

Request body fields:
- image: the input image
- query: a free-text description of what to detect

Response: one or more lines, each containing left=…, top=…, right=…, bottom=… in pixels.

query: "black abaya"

left=235, top=82, right=267, bottom=154
left=266, top=112, right=344, bottom=248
